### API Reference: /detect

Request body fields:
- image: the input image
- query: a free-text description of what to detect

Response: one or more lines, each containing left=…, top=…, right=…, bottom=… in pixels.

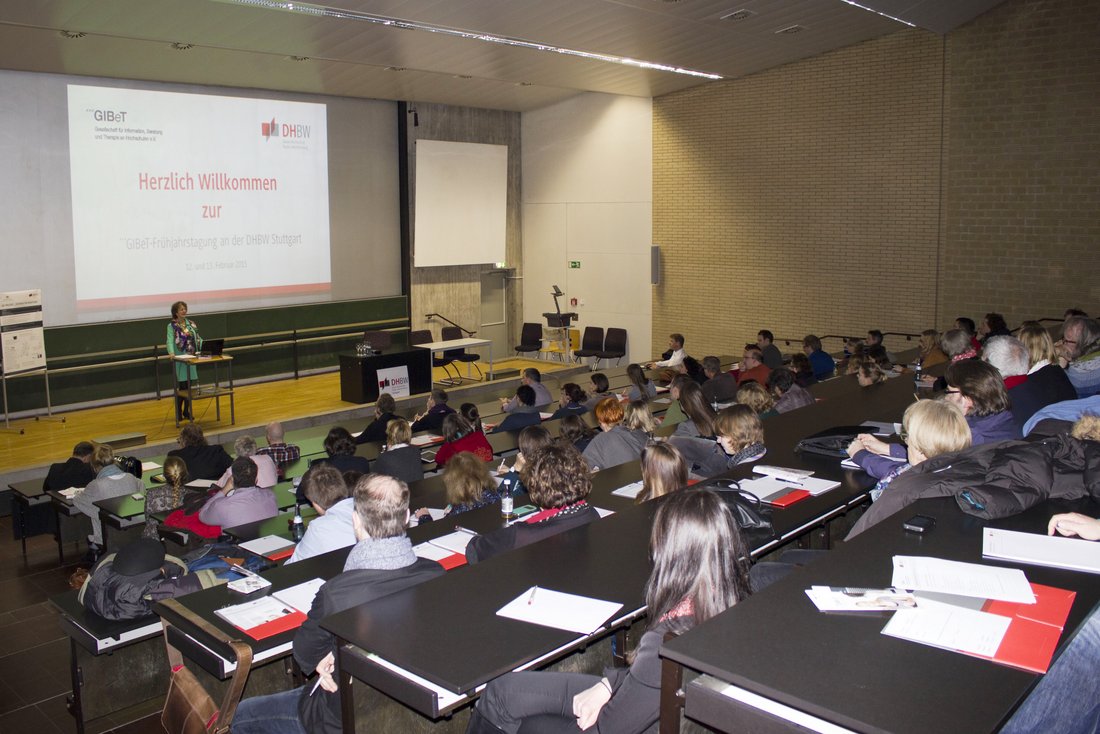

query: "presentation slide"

left=67, top=85, right=331, bottom=311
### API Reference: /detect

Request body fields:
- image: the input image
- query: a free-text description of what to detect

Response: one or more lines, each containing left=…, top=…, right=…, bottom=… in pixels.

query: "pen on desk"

left=528, top=586, right=538, bottom=605
left=226, top=562, right=261, bottom=579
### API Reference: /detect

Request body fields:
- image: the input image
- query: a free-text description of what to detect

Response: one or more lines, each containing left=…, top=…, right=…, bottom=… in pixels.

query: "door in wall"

left=480, top=270, right=508, bottom=374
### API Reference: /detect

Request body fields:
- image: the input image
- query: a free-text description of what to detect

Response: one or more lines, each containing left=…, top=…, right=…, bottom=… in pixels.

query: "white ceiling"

left=0, top=0, right=1005, bottom=111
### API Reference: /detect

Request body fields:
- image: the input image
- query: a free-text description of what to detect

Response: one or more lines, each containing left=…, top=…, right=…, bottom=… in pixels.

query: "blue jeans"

left=1001, top=605, right=1100, bottom=734
left=232, top=686, right=307, bottom=734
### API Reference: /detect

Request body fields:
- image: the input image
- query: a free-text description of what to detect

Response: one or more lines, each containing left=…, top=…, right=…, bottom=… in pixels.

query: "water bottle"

left=913, top=358, right=923, bottom=386
left=291, top=506, right=305, bottom=541
left=500, top=478, right=514, bottom=519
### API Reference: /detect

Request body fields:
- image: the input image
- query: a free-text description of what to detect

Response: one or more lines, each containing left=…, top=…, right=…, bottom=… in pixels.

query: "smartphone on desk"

left=903, top=514, right=935, bottom=534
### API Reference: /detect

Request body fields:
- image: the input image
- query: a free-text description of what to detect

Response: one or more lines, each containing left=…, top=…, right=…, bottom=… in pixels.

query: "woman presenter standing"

left=167, top=300, right=202, bottom=421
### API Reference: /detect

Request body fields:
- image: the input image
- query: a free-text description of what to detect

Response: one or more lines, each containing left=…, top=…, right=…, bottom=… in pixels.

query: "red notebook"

left=767, top=489, right=811, bottom=507
left=437, top=553, right=468, bottom=571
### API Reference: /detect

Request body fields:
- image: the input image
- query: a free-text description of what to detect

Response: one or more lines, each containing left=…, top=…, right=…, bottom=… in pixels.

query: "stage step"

left=92, top=432, right=146, bottom=450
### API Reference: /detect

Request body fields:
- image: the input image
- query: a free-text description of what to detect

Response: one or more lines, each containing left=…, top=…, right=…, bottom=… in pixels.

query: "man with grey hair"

left=256, top=420, right=301, bottom=479
left=215, top=434, right=278, bottom=489
left=985, top=335, right=1076, bottom=430
left=232, top=473, right=445, bottom=733
left=700, top=355, right=737, bottom=405
left=1059, top=316, right=1100, bottom=398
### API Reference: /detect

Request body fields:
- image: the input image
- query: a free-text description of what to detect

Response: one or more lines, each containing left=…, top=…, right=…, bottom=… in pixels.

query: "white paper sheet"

left=754, top=465, right=814, bottom=482
left=740, top=475, right=839, bottom=498
left=611, top=481, right=644, bottom=499
left=594, top=507, right=615, bottom=518
left=411, top=434, right=443, bottom=446
left=186, top=478, right=218, bottom=489
left=215, top=596, right=299, bottom=629
left=239, top=535, right=296, bottom=556
left=983, top=527, right=1100, bottom=575
left=141, top=461, right=162, bottom=471
left=58, top=487, right=83, bottom=499
left=891, top=556, right=1035, bottom=604
left=414, top=542, right=459, bottom=562
left=272, top=578, right=326, bottom=614
left=841, top=454, right=905, bottom=470
left=496, top=587, right=624, bottom=635
left=881, top=598, right=1011, bottom=658
left=428, top=529, right=477, bottom=555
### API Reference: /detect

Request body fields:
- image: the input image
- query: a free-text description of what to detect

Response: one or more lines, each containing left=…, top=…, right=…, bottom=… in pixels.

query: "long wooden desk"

left=662, top=496, right=1100, bottom=734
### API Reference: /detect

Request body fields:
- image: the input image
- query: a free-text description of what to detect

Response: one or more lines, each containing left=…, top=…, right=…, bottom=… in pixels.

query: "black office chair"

left=441, top=326, right=483, bottom=381
left=596, top=327, right=627, bottom=368
left=573, top=326, right=604, bottom=367
left=410, top=329, right=459, bottom=384
left=515, top=322, right=543, bottom=357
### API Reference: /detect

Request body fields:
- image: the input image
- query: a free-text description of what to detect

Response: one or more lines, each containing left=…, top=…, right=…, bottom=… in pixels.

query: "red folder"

left=980, top=583, right=1076, bottom=673
left=237, top=609, right=308, bottom=641
left=767, top=489, right=811, bottom=507
left=437, top=553, right=468, bottom=571
left=265, top=546, right=295, bottom=562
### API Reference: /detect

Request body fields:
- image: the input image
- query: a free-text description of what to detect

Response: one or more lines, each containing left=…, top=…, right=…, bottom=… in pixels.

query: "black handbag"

left=707, top=484, right=773, bottom=531
left=795, top=426, right=868, bottom=458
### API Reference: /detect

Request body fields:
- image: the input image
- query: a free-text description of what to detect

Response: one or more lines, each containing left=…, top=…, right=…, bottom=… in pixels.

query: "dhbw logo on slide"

left=261, top=117, right=312, bottom=140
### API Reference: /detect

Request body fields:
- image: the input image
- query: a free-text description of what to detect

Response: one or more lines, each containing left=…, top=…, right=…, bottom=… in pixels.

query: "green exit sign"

left=569, top=260, right=581, bottom=269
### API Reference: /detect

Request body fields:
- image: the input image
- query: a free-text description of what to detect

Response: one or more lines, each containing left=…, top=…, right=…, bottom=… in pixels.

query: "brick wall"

left=653, top=0, right=1100, bottom=358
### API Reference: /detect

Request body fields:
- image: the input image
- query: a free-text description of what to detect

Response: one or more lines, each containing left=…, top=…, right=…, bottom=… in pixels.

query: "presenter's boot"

left=465, top=707, right=506, bottom=734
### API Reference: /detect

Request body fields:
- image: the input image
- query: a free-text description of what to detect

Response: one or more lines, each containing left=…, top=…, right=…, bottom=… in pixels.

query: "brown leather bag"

left=160, top=599, right=254, bottom=734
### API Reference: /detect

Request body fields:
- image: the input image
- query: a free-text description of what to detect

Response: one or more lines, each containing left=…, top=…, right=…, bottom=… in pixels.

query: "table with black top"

left=661, top=496, right=1100, bottom=734
left=339, top=346, right=432, bottom=404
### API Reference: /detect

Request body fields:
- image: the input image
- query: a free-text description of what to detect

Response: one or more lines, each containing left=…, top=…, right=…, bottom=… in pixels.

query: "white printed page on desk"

left=186, top=478, right=218, bottom=489
left=427, top=529, right=477, bottom=555
left=239, top=535, right=295, bottom=556
left=414, top=542, right=457, bottom=562
left=497, top=587, right=624, bottom=635
left=272, top=578, right=326, bottom=614
left=983, top=527, right=1100, bottom=575
left=881, top=598, right=1011, bottom=658
left=411, top=434, right=443, bottom=446
left=611, top=481, right=644, bottom=499
left=891, top=556, right=1035, bottom=604
left=141, top=461, right=162, bottom=471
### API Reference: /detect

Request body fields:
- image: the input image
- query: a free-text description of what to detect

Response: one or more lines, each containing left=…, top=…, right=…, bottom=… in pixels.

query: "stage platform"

left=0, top=357, right=586, bottom=486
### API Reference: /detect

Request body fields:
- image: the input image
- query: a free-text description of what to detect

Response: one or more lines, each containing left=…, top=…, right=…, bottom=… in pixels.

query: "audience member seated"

left=558, top=415, right=595, bottom=454
left=1059, top=315, right=1100, bottom=398
left=928, top=328, right=980, bottom=390
left=701, top=355, right=738, bottom=405
left=355, top=392, right=399, bottom=445
left=500, top=368, right=553, bottom=413
left=768, top=368, right=815, bottom=414
left=985, top=334, right=1076, bottom=430
left=757, top=329, right=784, bottom=370
left=416, top=452, right=501, bottom=522
left=866, top=329, right=896, bottom=363
left=467, top=442, right=600, bottom=564
left=215, top=435, right=278, bottom=490
left=660, top=376, right=691, bottom=427
left=233, top=474, right=445, bottom=734
left=646, top=332, right=686, bottom=373
left=584, top=373, right=616, bottom=410
left=848, top=414, right=1100, bottom=539
left=434, top=413, right=494, bottom=467
left=314, top=427, right=372, bottom=476
left=1001, top=511, right=1100, bottom=734
left=677, top=355, right=707, bottom=386
left=198, top=457, right=278, bottom=529
left=43, top=440, right=96, bottom=491
left=549, top=382, right=589, bottom=420
left=955, top=316, right=982, bottom=353
left=847, top=400, right=970, bottom=501
left=672, top=381, right=717, bottom=439
left=622, top=362, right=657, bottom=401
left=467, top=489, right=751, bottom=734
left=917, top=329, right=948, bottom=369
left=286, top=466, right=353, bottom=564
left=802, top=334, right=836, bottom=380
left=789, top=352, right=817, bottom=388
left=582, top=398, right=650, bottom=471
left=736, top=381, right=778, bottom=418
left=857, top=361, right=887, bottom=387
left=371, top=418, right=425, bottom=484
left=411, top=388, right=457, bottom=433
left=461, top=402, right=486, bottom=433
left=943, top=360, right=1020, bottom=444
left=73, top=443, right=145, bottom=558
left=493, top=385, right=543, bottom=433
left=978, top=311, right=1012, bottom=345
left=255, top=421, right=301, bottom=480
left=142, top=456, right=190, bottom=540
left=498, top=425, right=555, bottom=497
left=635, top=442, right=689, bottom=503
left=671, top=404, right=767, bottom=477
left=736, top=346, right=772, bottom=387
left=166, top=424, right=232, bottom=481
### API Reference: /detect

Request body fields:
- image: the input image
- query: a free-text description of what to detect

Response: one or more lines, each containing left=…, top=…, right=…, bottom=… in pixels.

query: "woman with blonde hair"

left=736, top=381, right=777, bottom=418
left=636, top=441, right=689, bottom=503
left=918, top=329, right=948, bottom=368
left=415, top=452, right=500, bottom=521
left=143, top=456, right=189, bottom=539
left=671, top=404, right=767, bottom=477
left=857, top=361, right=888, bottom=387
left=372, top=417, right=424, bottom=484
left=848, top=399, right=971, bottom=501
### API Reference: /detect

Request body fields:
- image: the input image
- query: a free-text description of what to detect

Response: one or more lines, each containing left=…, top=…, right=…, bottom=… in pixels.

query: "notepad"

left=186, top=478, right=218, bottom=489
left=740, top=475, right=838, bottom=501
left=215, top=596, right=307, bottom=640
left=271, top=578, right=325, bottom=614
left=983, top=527, right=1100, bottom=575
left=413, top=542, right=468, bottom=570
left=611, top=481, right=644, bottom=499
left=411, top=434, right=444, bottom=446
left=891, top=556, right=1035, bottom=604
left=427, top=529, right=478, bottom=555
left=239, top=535, right=296, bottom=561
left=141, top=461, right=162, bottom=472
left=754, top=465, right=815, bottom=482
left=496, top=587, right=623, bottom=635
left=58, top=487, right=83, bottom=499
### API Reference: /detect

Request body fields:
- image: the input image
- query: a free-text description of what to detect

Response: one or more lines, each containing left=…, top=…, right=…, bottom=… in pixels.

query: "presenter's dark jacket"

left=355, top=411, right=399, bottom=445
left=166, top=444, right=232, bottom=481
left=294, top=558, right=445, bottom=734
left=466, top=503, right=600, bottom=564
left=43, top=458, right=96, bottom=491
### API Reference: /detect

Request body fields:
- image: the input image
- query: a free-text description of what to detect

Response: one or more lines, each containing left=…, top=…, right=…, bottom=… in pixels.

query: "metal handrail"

left=425, top=313, right=476, bottom=337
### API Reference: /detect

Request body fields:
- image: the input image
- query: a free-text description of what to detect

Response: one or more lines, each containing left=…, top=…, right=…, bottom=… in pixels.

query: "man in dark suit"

left=43, top=441, right=96, bottom=490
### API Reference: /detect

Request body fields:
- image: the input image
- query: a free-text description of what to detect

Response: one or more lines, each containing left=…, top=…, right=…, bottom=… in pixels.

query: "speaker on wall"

left=650, top=245, right=661, bottom=286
